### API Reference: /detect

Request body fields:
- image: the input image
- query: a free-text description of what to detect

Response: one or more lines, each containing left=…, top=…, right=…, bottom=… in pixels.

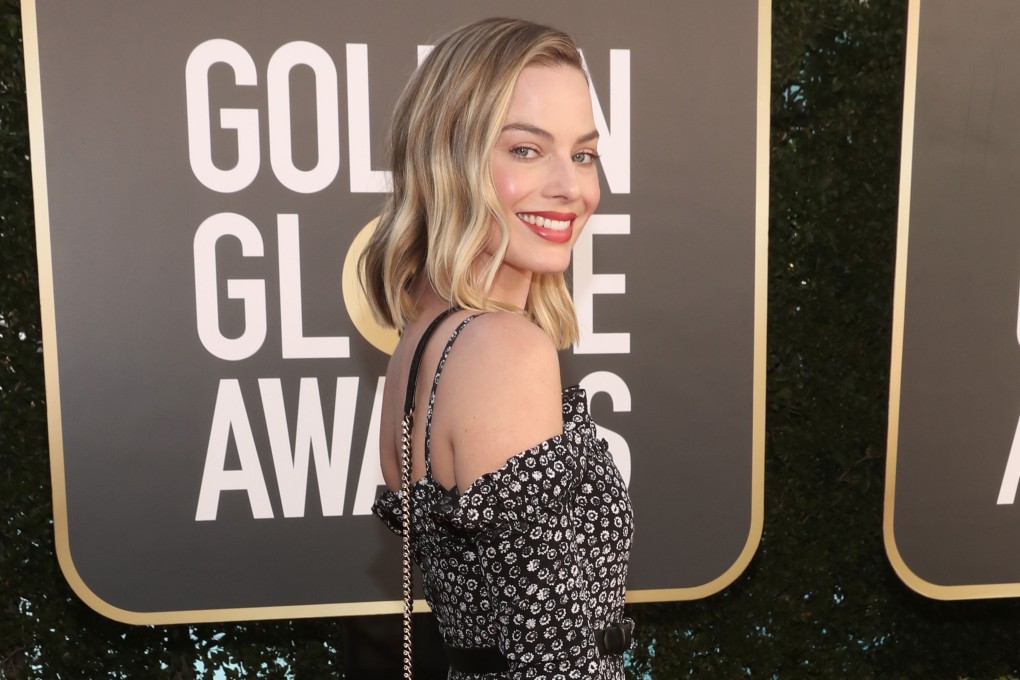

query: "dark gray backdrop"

left=29, top=0, right=765, bottom=621
left=888, top=0, right=1020, bottom=597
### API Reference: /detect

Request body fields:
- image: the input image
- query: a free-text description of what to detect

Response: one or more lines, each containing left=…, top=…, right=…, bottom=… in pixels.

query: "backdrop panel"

left=887, top=0, right=1020, bottom=599
left=24, top=0, right=768, bottom=622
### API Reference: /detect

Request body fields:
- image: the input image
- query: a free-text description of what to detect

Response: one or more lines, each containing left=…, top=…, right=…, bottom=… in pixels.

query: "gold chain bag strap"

left=399, top=308, right=458, bottom=679
left=399, top=410, right=414, bottom=679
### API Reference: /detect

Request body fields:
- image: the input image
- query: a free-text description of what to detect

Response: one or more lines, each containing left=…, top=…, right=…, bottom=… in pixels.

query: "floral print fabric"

left=373, top=315, right=634, bottom=679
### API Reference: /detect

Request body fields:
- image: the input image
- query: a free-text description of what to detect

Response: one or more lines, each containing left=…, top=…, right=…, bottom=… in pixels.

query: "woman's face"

left=488, top=64, right=601, bottom=287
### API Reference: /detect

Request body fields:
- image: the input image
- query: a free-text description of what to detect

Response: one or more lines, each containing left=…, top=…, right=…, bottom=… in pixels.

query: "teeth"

left=517, top=213, right=571, bottom=230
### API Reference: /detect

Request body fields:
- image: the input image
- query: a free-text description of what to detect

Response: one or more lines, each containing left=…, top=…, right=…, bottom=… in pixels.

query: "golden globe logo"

left=342, top=218, right=399, bottom=355
left=185, top=37, right=632, bottom=522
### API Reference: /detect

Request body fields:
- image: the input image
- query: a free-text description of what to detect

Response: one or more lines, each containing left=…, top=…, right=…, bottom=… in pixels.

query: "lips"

left=516, top=211, right=577, bottom=244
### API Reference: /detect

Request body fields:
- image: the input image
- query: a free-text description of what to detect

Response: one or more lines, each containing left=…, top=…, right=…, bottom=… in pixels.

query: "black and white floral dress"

left=373, top=314, right=635, bottom=680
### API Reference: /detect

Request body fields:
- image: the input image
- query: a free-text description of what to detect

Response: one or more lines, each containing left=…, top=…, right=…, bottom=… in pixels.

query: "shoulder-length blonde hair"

left=359, top=17, right=586, bottom=348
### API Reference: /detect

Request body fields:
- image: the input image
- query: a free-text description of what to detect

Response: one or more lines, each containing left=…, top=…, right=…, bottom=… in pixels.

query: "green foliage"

left=4, top=0, right=1020, bottom=677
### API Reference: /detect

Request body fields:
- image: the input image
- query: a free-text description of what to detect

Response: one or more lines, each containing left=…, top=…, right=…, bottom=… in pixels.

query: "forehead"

left=503, top=64, right=594, bottom=129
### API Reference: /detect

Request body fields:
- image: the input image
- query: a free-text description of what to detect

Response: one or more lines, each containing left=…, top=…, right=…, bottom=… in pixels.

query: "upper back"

left=379, top=309, right=564, bottom=494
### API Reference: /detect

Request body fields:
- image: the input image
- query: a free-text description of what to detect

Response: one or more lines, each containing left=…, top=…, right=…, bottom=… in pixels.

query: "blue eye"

left=573, top=151, right=600, bottom=164
left=510, top=145, right=538, bottom=159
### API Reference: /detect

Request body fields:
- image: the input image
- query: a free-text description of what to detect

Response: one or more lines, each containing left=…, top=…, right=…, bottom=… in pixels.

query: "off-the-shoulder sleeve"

left=434, top=425, right=603, bottom=679
left=434, top=432, right=583, bottom=533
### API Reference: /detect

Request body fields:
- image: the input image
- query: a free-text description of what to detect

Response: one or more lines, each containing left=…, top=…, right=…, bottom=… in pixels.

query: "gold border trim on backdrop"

left=882, top=0, right=1020, bottom=601
left=628, top=0, right=770, bottom=604
left=24, top=0, right=770, bottom=622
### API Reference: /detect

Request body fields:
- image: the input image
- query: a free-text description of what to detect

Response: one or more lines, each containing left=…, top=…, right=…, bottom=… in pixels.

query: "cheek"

left=491, top=163, right=527, bottom=211
left=584, top=175, right=601, bottom=213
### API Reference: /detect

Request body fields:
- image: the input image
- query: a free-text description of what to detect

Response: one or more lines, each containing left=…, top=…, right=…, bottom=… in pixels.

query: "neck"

left=487, top=267, right=534, bottom=309
left=411, top=258, right=534, bottom=321
left=486, top=259, right=533, bottom=310
left=412, top=279, right=454, bottom=322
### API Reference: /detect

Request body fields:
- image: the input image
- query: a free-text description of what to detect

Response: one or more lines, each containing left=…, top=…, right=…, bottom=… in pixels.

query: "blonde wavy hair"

left=359, top=17, right=586, bottom=348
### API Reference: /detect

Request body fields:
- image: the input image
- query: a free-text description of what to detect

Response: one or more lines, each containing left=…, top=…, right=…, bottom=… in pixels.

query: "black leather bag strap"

left=404, top=308, right=459, bottom=414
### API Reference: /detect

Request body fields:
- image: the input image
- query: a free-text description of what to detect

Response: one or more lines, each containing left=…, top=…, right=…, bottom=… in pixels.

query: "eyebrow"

left=501, top=122, right=600, bottom=144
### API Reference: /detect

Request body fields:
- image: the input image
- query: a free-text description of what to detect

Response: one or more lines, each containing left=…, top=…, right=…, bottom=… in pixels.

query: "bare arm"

left=435, top=312, right=563, bottom=493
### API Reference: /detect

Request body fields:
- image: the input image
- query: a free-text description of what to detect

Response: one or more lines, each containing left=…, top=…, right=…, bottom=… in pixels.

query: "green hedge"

left=5, top=0, right=1020, bottom=677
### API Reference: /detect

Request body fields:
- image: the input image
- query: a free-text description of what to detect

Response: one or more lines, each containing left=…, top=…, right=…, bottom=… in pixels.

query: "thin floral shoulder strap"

left=422, top=313, right=483, bottom=479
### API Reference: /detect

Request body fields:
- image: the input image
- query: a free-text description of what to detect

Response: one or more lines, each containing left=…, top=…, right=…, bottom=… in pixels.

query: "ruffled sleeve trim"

left=371, top=490, right=402, bottom=535
left=432, top=385, right=598, bottom=535
left=374, top=386, right=602, bottom=537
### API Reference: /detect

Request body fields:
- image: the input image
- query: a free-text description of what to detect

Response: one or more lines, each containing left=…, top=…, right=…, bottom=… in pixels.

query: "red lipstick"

left=516, top=211, right=577, bottom=244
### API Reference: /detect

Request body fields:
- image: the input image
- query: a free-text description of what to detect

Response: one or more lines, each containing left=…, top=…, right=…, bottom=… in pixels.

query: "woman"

left=361, top=17, right=634, bottom=679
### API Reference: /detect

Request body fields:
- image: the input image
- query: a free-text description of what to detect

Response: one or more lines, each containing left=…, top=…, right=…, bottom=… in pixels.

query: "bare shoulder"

left=457, top=310, right=559, bottom=368
left=446, top=312, right=561, bottom=404
left=437, top=312, right=564, bottom=492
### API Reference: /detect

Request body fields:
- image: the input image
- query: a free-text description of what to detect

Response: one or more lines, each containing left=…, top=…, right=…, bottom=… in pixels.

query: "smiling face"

left=486, top=64, right=601, bottom=306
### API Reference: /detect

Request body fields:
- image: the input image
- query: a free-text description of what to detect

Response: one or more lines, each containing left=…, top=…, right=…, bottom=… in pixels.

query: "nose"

left=543, top=154, right=581, bottom=201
